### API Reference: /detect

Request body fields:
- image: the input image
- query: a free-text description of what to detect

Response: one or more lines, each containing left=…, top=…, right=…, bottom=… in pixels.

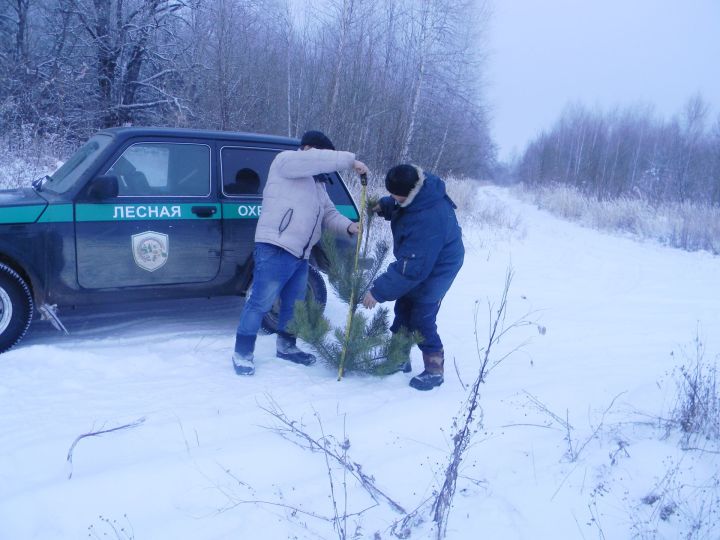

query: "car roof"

left=98, top=127, right=300, bottom=147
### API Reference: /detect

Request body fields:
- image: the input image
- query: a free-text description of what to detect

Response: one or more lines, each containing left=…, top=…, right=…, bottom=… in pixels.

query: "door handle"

left=191, top=205, right=217, bottom=218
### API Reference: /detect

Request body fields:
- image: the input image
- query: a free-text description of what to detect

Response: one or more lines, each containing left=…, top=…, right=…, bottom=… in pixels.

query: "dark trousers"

left=390, top=296, right=443, bottom=353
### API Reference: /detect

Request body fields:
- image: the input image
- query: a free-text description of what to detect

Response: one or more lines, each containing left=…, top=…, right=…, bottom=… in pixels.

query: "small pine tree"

left=290, top=199, right=418, bottom=376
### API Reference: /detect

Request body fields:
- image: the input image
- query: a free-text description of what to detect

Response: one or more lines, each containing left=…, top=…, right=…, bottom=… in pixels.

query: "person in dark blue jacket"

left=362, top=164, right=464, bottom=390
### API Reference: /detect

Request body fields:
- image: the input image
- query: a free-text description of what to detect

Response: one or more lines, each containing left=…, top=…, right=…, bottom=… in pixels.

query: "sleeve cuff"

left=370, top=287, right=386, bottom=303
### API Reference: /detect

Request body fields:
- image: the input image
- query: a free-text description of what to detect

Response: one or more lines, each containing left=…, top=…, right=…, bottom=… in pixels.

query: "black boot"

left=276, top=332, right=316, bottom=365
left=232, top=334, right=256, bottom=376
left=409, top=350, right=444, bottom=390
left=232, top=351, right=255, bottom=376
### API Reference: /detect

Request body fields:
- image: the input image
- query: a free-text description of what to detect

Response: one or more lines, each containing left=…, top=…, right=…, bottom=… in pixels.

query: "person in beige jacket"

left=233, top=130, right=369, bottom=375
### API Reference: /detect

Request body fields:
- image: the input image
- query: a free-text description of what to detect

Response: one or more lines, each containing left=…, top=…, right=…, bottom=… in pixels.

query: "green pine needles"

left=290, top=201, right=418, bottom=376
left=291, top=298, right=415, bottom=375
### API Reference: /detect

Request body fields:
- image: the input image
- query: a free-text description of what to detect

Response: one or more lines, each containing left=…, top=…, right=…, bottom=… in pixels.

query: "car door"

left=322, top=171, right=360, bottom=220
left=75, top=139, right=222, bottom=289
left=218, top=144, right=280, bottom=269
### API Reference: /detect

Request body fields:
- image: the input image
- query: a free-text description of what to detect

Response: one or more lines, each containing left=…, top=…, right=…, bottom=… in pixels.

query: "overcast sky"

left=486, top=0, right=720, bottom=161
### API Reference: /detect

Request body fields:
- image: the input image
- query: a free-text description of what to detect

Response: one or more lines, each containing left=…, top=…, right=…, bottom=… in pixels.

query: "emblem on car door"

left=132, top=231, right=169, bottom=272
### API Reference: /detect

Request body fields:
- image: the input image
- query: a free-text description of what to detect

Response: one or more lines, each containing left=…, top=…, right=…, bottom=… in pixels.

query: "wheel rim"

left=0, top=286, right=13, bottom=335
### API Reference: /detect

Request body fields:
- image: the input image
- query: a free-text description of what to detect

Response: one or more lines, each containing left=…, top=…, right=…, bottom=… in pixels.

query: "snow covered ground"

left=1, top=185, right=718, bottom=539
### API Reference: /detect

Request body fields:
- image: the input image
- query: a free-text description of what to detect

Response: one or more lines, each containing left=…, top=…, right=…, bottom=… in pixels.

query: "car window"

left=44, top=134, right=113, bottom=194
left=324, top=172, right=355, bottom=206
left=220, top=147, right=277, bottom=197
left=107, top=142, right=211, bottom=197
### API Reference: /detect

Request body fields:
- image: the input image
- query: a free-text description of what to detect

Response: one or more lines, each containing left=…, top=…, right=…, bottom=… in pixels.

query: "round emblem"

left=131, top=231, right=170, bottom=272
left=136, top=238, right=166, bottom=264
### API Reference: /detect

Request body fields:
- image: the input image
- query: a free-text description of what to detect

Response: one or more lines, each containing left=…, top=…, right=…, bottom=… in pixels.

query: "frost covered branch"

left=259, top=396, right=406, bottom=515
left=66, top=417, right=146, bottom=479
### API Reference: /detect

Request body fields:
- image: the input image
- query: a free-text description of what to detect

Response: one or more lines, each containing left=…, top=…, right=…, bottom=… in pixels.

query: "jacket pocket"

left=278, top=208, right=293, bottom=234
left=400, top=253, right=424, bottom=280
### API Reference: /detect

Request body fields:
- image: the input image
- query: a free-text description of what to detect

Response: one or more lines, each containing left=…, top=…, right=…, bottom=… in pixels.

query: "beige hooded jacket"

left=254, top=148, right=355, bottom=259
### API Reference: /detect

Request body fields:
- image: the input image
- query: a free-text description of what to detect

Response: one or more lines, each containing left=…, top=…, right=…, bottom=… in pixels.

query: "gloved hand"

left=374, top=196, right=397, bottom=219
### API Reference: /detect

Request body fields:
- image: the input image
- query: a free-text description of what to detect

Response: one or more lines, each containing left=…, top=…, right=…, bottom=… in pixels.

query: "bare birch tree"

left=0, top=0, right=495, bottom=177
left=516, top=98, right=718, bottom=205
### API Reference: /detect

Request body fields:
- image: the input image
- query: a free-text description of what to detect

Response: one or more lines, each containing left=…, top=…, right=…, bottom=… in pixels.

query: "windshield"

left=44, top=134, right=113, bottom=194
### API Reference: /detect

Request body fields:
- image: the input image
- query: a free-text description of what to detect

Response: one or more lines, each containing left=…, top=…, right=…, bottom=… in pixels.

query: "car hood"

left=0, top=187, right=49, bottom=223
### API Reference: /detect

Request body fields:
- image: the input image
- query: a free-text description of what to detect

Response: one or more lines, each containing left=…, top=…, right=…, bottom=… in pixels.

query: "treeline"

left=515, top=97, right=720, bottom=205
left=0, top=0, right=494, bottom=175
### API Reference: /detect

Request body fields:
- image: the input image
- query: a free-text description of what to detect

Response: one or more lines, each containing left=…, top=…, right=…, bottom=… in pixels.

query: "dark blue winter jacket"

left=370, top=171, right=464, bottom=304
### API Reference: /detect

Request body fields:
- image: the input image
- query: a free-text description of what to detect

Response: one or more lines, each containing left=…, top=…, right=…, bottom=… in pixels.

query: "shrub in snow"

left=667, top=333, right=720, bottom=444
left=472, top=192, right=525, bottom=233
left=87, top=514, right=135, bottom=539
left=517, top=182, right=720, bottom=255
left=588, top=196, right=655, bottom=236
left=0, top=132, right=70, bottom=189
left=666, top=201, right=720, bottom=254
left=526, top=183, right=590, bottom=220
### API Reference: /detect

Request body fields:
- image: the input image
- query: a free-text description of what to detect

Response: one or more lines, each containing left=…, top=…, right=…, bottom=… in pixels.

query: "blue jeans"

left=390, top=296, right=443, bottom=353
left=235, top=243, right=309, bottom=355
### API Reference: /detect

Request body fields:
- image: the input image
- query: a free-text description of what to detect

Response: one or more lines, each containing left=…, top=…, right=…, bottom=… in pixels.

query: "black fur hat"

left=385, top=164, right=419, bottom=197
left=299, top=130, right=335, bottom=150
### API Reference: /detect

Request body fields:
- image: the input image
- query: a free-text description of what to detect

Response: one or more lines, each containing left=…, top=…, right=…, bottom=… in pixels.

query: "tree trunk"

left=93, top=0, right=117, bottom=127
left=13, top=0, right=30, bottom=64
left=400, top=53, right=425, bottom=163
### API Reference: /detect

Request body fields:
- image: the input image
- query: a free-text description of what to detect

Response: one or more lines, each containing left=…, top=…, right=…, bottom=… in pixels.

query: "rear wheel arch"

left=310, top=244, right=330, bottom=273
left=0, top=253, right=38, bottom=302
left=259, top=264, right=327, bottom=335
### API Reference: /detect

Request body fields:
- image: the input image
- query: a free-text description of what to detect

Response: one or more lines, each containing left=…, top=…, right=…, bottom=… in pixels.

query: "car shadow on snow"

left=20, top=297, right=245, bottom=348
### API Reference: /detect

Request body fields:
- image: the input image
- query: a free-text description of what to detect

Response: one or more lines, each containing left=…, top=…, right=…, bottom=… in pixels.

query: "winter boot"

left=232, top=351, right=255, bottom=376
left=232, top=334, right=256, bottom=376
left=409, top=350, right=444, bottom=391
left=276, top=332, right=316, bottom=366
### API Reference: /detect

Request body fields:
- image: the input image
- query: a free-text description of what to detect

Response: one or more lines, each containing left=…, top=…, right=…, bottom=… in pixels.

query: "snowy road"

left=1, top=186, right=718, bottom=539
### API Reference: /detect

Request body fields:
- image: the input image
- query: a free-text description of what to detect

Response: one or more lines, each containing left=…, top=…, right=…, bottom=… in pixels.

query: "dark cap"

left=385, top=164, right=419, bottom=197
left=299, top=130, right=335, bottom=150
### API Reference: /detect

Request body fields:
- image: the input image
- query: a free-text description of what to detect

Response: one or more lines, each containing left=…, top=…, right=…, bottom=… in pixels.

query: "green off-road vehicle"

left=0, top=127, right=359, bottom=352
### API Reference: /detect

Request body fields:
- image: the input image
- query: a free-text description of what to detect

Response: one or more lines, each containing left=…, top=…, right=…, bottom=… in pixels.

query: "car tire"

left=0, top=264, right=34, bottom=353
left=260, top=265, right=328, bottom=335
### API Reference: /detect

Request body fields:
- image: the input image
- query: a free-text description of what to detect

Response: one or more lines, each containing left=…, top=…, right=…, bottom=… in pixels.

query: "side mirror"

left=86, top=175, right=119, bottom=200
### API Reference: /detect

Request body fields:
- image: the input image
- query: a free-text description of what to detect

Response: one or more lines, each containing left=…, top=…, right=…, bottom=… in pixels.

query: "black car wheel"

left=260, top=265, right=328, bottom=334
left=0, top=264, right=34, bottom=353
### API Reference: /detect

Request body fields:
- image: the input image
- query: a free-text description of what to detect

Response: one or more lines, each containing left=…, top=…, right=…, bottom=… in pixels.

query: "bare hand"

left=362, top=291, right=378, bottom=309
left=353, top=160, right=369, bottom=176
left=347, top=222, right=359, bottom=235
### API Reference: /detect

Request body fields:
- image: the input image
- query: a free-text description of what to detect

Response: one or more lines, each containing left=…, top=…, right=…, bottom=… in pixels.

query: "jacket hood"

left=400, top=168, right=448, bottom=212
